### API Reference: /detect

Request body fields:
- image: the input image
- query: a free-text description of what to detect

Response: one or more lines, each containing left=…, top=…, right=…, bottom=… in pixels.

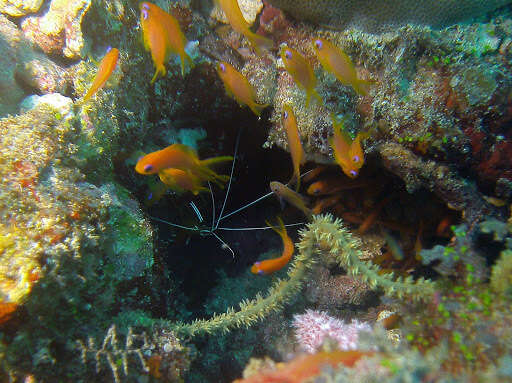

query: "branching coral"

left=169, top=214, right=435, bottom=338
left=77, top=325, right=150, bottom=383
left=171, top=250, right=316, bottom=336
left=301, top=214, right=436, bottom=301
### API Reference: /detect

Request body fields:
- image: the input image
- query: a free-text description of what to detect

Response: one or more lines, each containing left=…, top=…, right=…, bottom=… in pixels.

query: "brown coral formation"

left=21, top=0, right=91, bottom=59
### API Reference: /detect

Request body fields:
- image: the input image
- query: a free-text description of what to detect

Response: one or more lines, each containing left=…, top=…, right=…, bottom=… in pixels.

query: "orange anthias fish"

left=82, top=47, right=119, bottom=103
left=251, top=217, right=294, bottom=275
left=282, top=105, right=305, bottom=191
left=159, top=168, right=228, bottom=195
left=306, top=178, right=370, bottom=196
left=270, top=181, right=312, bottom=219
left=217, top=61, right=268, bottom=116
left=135, top=143, right=233, bottom=187
left=215, top=0, right=272, bottom=55
left=312, top=37, right=373, bottom=96
left=233, top=350, right=373, bottom=383
left=140, top=2, right=194, bottom=83
left=329, top=116, right=364, bottom=179
left=280, top=45, right=321, bottom=106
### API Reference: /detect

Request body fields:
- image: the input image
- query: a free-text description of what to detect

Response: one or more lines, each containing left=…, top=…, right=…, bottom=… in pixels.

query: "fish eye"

left=258, top=269, right=264, bottom=275
left=219, top=63, right=226, bottom=72
left=350, top=170, right=357, bottom=177
left=314, top=39, right=323, bottom=49
left=106, top=46, right=112, bottom=53
left=144, top=164, right=153, bottom=172
left=285, top=49, right=292, bottom=59
left=352, top=155, right=360, bottom=163
left=142, top=3, right=149, bottom=10
left=283, top=110, right=288, bottom=119
left=141, top=8, right=148, bottom=20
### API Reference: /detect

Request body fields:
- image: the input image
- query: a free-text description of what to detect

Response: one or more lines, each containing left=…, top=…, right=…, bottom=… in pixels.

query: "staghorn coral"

left=266, top=0, right=511, bottom=31
left=170, top=249, right=316, bottom=336
left=168, top=214, right=434, bottom=339
left=301, top=214, right=437, bottom=301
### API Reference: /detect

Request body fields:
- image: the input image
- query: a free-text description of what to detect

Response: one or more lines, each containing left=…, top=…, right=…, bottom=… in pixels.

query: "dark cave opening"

left=124, top=108, right=299, bottom=316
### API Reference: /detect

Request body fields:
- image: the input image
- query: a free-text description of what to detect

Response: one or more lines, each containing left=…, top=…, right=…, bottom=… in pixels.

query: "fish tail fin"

left=306, top=88, right=323, bottom=108
left=200, top=155, right=234, bottom=167
left=150, top=64, right=166, bottom=84
left=354, top=78, right=375, bottom=96
left=248, top=32, right=273, bottom=55
left=82, top=89, right=93, bottom=104
left=265, top=216, right=286, bottom=237
left=249, top=102, right=269, bottom=117
left=210, top=173, right=230, bottom=189
left=179, top=51, right=195, bottom=77
left=196, top=156, right=233, bottom=187
left=288, top=172, right=301, bottom=192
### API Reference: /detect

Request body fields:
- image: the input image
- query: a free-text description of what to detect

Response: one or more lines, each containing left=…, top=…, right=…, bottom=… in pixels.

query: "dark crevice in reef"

left=118, top=108, right=296, bottom=316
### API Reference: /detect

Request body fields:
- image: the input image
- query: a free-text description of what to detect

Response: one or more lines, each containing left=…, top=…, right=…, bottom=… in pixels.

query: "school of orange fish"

left=81, top=0, right=374, bottom=276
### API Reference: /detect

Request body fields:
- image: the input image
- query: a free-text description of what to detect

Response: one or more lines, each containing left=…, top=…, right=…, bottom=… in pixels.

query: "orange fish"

left=280, top=45, right=321, bottom=106
left=135, top=143, right=232, bottom=187
left=312, top=37, right=373, bottom=96
left=234, top=350, right=372, bottom=383
left=217, top=61, right=268, bottom=116
left=329, top=116, right=364, bottom=179
left=159, top=168, right=228, bottom=195
left=282, top=105, right=305, bottom=191
left=270, top=181, right=312, bottom=219
left=251, top=217, right=294, bottom=275
left=307, top=178, right=369, bottom=196
left=311, top=194, right=343, bottom=214
left=140, top=2, right=193, bottom=83
left=215, top=0, right=272, bottom=55
left=82, top=47, right=119, bottom=102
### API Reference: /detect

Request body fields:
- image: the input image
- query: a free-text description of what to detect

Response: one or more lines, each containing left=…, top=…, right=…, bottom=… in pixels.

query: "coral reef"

left=21, top=0, right=92, bottom=59
left=266, top=0, right=511, bottom=31
left=292, top=309, right=371, bottom=353
left=0, top=0, right=43, bottom=17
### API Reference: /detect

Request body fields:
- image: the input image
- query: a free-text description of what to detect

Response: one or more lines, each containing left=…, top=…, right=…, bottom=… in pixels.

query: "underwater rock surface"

left=266, top=0, right=512, bottom=31
left=0, top=0, right=511, bottom=382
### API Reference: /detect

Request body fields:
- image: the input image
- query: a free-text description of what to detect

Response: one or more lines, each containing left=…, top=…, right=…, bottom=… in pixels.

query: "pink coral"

left=292, top=310, right=371, bottom=353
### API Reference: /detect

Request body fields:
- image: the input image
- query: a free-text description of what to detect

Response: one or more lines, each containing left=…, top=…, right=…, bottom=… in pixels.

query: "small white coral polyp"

left=292, top=309, right=371, bottom=353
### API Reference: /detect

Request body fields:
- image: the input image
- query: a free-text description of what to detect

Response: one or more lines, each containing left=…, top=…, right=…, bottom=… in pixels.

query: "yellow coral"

left=0, top=222, right=41, bottom=304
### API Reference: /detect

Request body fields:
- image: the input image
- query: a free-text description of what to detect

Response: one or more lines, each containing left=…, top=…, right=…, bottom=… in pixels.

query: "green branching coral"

left=300, top=214, right=436, bottom=301
left=266, top=0, right=511, bottom=31
left=170, top=214, right=435, bottom=338
left=171, top=250, right=316, bottom=336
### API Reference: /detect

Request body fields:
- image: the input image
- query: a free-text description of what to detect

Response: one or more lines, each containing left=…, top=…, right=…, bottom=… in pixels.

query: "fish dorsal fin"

left=171, top=143, right=198, bottom=158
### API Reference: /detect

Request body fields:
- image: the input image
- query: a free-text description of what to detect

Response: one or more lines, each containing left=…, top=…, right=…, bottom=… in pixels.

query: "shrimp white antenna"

left=189, top=201, right=203, bottom=223
left=211, top=231, right=235, bottom=258
left=216, top=127, right=241, bottom=229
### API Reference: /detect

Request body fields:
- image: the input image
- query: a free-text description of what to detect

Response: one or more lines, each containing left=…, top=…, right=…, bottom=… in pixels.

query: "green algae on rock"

left=266, top=0, right=512, bottom=31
